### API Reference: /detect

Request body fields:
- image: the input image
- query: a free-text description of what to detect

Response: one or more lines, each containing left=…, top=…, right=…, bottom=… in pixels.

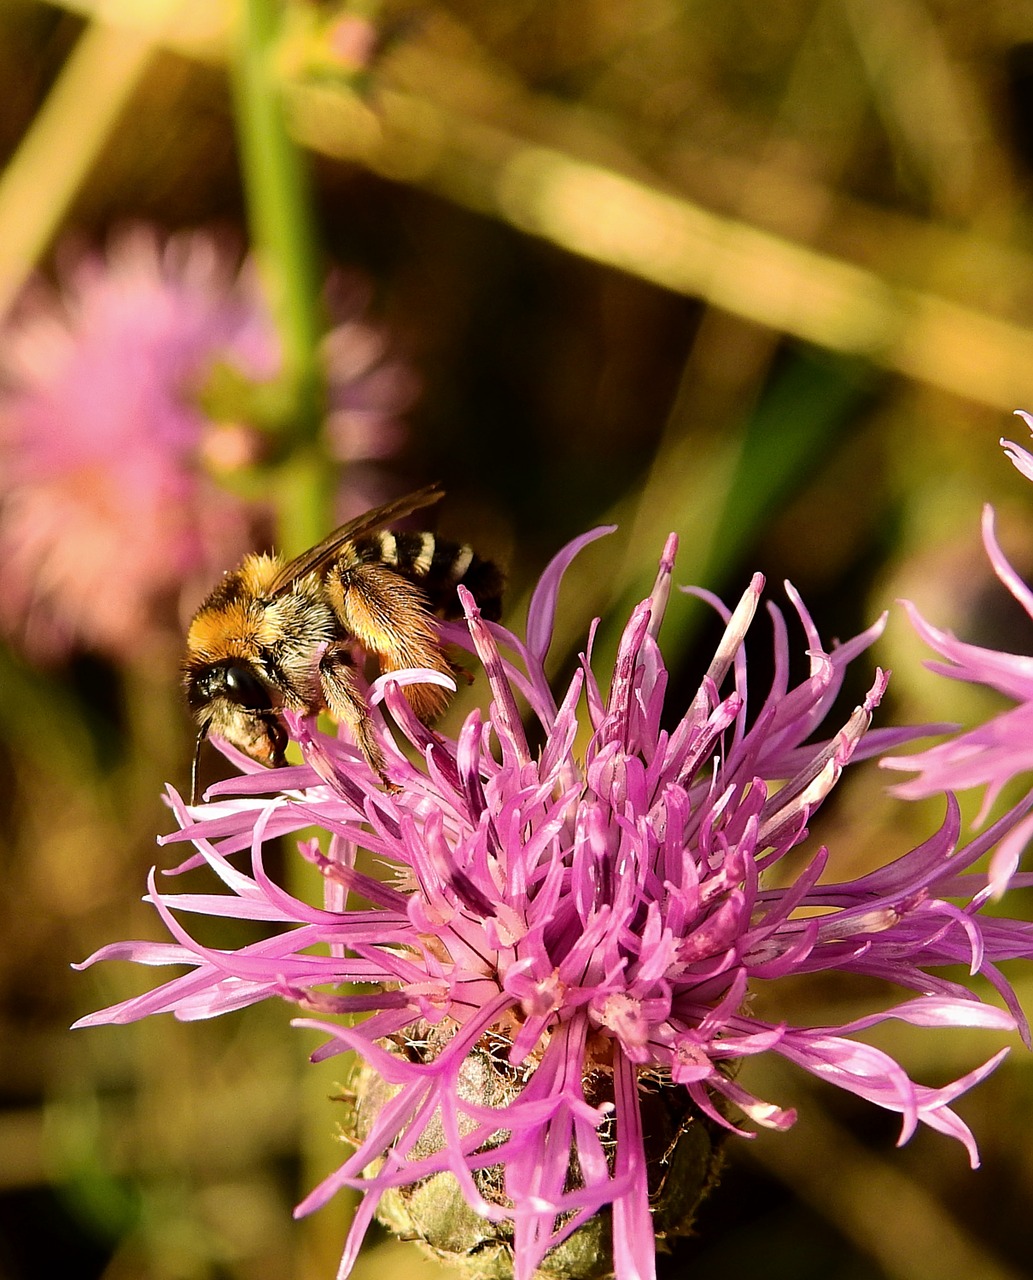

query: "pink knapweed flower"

left=1002, top=408, right=1033, bottom=484
left=77, top=530, right=1033, bottom=1280
left=883, top=411, right=1033, bottom=893
left=0, top=226, right=415, bottom=662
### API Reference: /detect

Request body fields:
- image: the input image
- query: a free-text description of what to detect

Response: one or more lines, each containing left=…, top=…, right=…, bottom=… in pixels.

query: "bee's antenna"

left=190, top=728, right=208, bottom=806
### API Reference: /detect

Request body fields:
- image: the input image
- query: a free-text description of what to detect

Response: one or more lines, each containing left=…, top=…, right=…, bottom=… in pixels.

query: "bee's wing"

left=267, top=483, right=445, bottom=597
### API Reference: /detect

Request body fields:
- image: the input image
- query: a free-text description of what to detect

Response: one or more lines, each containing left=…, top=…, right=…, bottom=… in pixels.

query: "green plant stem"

left=231, top=0, right=330, bottom=554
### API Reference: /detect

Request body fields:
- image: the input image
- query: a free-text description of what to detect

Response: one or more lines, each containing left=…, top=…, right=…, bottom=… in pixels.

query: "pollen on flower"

left=512, top=970, right=566, bottom=1021
left=591, top=994, right=650, bottom=1049
left=817, top=904, right=908, bottom=941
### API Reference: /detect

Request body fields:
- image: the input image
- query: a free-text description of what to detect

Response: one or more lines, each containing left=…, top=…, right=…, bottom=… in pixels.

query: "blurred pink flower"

left=327, top=14, right=379, bottom=71
left=1002, top=408, right=1033, bottom=483
left=77, top=529, right=1033, bottom=1280
left=0, top=226, right=416, bottom=663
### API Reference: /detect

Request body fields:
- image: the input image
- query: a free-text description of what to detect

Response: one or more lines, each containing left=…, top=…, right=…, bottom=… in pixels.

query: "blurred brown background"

left=2, top=2, right=1033, bottom=1278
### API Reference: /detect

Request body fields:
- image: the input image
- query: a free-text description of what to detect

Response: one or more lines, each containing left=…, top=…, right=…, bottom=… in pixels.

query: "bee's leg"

left=450, top=657, right=475, bottom=687
left=325, top=564, right=452, bottom=722
left=318, top=647, right=390, bottom=782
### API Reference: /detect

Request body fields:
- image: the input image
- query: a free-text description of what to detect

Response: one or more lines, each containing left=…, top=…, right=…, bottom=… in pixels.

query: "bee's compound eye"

left=223, top=664, right=273, bottom=710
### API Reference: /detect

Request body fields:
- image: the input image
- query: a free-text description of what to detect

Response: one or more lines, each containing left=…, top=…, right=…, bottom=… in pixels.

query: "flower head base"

left=77, top=530, right=1033, bottom=1280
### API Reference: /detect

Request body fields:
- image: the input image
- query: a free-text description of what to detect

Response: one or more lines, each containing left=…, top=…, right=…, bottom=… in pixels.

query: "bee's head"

left=185, top=659, right=289, bottom=800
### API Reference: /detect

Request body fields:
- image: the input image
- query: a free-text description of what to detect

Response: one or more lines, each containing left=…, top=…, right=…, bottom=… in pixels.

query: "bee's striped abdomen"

left=350, top=531, right=504, bottom=621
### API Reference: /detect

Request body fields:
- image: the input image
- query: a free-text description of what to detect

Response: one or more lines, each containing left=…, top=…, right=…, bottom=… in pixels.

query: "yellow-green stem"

left=232, top=0, right=330, bottom=553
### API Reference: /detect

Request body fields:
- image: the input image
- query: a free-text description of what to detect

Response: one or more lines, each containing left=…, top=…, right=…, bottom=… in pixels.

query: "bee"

left=183, top=484, right=503, bottom=800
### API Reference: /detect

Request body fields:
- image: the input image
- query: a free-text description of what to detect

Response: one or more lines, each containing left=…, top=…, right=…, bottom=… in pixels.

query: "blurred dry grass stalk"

left=20, top=0, right=1033, bottom=410
left=3, top=2, right=1033, bottom=1280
